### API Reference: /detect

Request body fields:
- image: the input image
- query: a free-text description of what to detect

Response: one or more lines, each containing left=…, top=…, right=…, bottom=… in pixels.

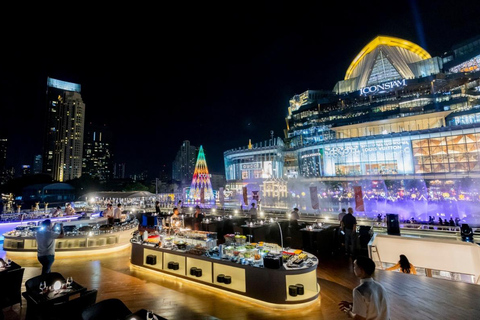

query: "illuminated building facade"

left=224, top=35, right=480, bottom=218
left=224, top=138, right=285, bottom=181
left=43, top=77, right=85, bottom=182
left=286, top=35, right=480, bottom=180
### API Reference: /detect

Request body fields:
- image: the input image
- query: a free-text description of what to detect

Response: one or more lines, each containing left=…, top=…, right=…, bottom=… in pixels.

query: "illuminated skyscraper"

left=43, top=77, right=85, bottom=182
left=83, top=123, right=114, bottom=181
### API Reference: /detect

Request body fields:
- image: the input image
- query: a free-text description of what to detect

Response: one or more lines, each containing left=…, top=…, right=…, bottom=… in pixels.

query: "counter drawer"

left=213, top=263, right=246, bottom=292
left=186, top=257, right=213, bottom=283
left=144, top=249, right=163, bottom=271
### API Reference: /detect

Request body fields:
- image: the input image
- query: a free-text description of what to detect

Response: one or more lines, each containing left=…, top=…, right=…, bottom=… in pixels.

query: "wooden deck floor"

left=2, top=246, right=480, bottom=320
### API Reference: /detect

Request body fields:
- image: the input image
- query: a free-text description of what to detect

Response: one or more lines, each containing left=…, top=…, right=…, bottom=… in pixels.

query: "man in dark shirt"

left=341, top=207, right=357, bottom=256
left=193, top=205, right=204, bottom=230
left=36, top=219, right=64, bottom=274
left=290, top=207, right=300, bottom=228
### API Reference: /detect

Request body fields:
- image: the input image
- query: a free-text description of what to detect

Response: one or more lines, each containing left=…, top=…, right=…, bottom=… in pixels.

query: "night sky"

left=1, top=2, right=480, bottom=178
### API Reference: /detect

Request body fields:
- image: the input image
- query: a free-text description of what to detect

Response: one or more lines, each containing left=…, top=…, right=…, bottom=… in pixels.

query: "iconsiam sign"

left=359, top=79, right=406, bottom=95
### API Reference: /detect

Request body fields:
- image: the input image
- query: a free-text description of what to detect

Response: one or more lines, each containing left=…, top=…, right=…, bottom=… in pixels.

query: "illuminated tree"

left=189, top=145, right=214, bottom=203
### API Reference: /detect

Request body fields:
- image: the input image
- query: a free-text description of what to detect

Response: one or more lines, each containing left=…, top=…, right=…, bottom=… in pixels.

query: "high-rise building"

left=83, top=123, right=114, bottom=181
left=172, top=140, right=198, bottom=187
left=43, top=77, right=85, bottom=182
left=158, top=164, right=170, bottom=183
left=210, top=173, right=226, bottom=191
left=114, top=163, right=126, bottom=179
left=33, top=155, right=42, bottom=174
left=0, top=138, right=7, bottom=184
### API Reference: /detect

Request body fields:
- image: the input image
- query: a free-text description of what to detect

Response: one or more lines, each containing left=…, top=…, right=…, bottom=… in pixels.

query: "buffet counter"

left=130, top=241, right=320, bottom=308
left=3, top=218, right=139, bottom=258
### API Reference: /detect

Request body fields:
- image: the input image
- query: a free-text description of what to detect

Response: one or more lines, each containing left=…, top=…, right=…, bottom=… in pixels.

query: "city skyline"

left=1, top=2, right=480, bottom=179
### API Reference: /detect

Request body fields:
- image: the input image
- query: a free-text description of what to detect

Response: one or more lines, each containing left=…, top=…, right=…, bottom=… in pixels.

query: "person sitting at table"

left=51, top=206, right=62, bottom=217
left=64, top=203, right=75, bottom=215
left=36, top=219, right=64, bottom=274
left=385, top=254, right=417, bottom=274
left=193, top=205, right=204, bottom=230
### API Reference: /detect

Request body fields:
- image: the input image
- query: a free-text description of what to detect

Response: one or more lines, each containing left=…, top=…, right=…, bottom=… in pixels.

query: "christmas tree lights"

left=189, top=145, right=214, bottom=203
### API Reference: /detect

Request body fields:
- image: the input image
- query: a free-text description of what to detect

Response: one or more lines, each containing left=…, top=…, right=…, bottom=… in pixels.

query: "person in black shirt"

left=193, top=205, right=204, bottom=230
left=341, top=207, right=357, bottom=256
left=155, top=201, right=161, bottom=214
left=290, top=207, right=300, bottom=228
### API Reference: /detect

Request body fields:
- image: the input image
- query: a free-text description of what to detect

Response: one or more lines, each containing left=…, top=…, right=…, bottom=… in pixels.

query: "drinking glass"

left=39, top=281, right=46, bottom=293
left=146, top=310, right=154, bottom=320
left=66, top=276, right=73, bottom=288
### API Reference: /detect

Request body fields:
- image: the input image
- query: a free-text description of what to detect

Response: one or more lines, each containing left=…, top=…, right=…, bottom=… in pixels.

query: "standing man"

left=338, top=256, right=390, bottom=320
left=248, top=202, right=258, bottom=221
left=171, top=207, right=182, bottom=229
left=290, top=207, right=300, bottom=227
left=338, top=208, right=347, bottom=222
left=341, top=207, right=357, bottom=256
left=36, top=219, right=64, bottom=274
left=114, top=203, right=123, bottom=223
left=193, top=205, right=204, bottom=230
left=337, top=208, right=347, bottom=251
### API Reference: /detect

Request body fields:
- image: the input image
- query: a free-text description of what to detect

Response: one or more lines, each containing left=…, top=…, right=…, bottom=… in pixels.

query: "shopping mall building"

left=223, top=35, right=480, bottom=221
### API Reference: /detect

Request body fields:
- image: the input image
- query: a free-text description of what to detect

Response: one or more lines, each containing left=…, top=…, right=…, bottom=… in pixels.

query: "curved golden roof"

left=344, top=35, right=431, bottom=80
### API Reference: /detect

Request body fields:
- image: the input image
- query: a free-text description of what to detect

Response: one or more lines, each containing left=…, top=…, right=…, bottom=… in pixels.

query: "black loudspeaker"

left=289, top=285, right=298, bottom=296
left=461, top=224, right=474, bottom=242
left=386, top=214, right=400, bottom=235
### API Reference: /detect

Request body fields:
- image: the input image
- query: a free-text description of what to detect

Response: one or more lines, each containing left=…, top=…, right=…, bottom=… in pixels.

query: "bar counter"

left=130, top=242, right=320, bottom=308
left=2, top=219, right=139, bottom=258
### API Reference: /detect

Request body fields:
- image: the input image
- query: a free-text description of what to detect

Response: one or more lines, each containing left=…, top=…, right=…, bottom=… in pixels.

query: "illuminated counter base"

left=3, top=229, right=134, bottom=258
left=131, top=243, right=320, bottom=307
left=369, top=233, right=480, bottom=283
